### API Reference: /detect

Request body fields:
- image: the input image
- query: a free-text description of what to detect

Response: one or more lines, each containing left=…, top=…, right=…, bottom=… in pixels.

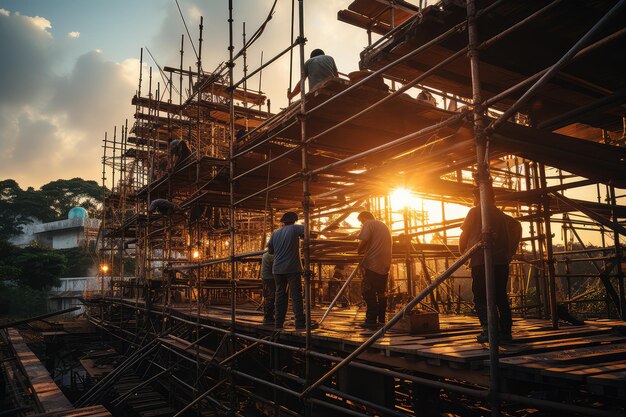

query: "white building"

left=48, top=276, right=110, bottom=315
left=10, top=207, right=100, bottom=249
left=9, top=208, right=102, bottom=316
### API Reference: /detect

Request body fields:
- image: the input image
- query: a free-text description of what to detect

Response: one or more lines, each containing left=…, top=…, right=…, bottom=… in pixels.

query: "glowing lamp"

left=192, top=250, right=200, bottom=259
left=100, top=264, right=109, bottom=273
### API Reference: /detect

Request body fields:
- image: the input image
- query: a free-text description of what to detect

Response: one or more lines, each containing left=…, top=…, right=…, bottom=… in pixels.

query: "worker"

left=287, top=49, right=338, bottom=101
left=357, top=211, right=392, bottom=329
left=417, top=89, right=437, bottom=106
left=267, top=211, right=318, bottom=330
left=169, top=138, right=191, bottom=169
left=260, top=251, right=276, bottom=326
left=329, top=264, right=349, bottom=307
left=459, top=186, right=522, bottom=343
left=148, top=199, right=179, bottom=215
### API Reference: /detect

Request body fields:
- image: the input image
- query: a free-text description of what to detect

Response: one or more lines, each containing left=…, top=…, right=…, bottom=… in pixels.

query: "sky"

left=0, top=0, right=380, bottom=189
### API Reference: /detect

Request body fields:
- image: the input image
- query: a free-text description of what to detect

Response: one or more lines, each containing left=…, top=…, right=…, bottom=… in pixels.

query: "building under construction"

left=2, top=1, right=626, bottom=416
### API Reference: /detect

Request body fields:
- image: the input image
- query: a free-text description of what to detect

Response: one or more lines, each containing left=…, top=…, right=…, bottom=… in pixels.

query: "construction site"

left=2, top=0, right=626, bottom=416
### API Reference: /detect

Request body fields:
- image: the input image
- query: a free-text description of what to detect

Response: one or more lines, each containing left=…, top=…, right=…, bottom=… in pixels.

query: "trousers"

left=274, top=272, right=305, bottom=326
left=262, top=278, right=276, bottom=321
left=471, top=264, right=512, bottom=332
left=362, top=268, right=388, bottom=324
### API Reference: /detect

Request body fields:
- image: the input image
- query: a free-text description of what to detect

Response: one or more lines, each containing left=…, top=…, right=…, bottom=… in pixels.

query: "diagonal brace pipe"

left=300, top=241, right=482, bottom=398
left=550, top=191, right=626, bottom=236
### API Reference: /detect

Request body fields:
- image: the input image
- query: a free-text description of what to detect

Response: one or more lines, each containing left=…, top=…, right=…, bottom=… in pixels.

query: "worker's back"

left=305, top=55, right=337, bottom=90
left=267, top=224, right=305, bottom=274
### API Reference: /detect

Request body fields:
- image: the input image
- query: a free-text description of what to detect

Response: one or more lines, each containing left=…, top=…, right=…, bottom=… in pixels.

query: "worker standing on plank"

left=356, top=211, right=392, bottom=329
left=267, top=211, right=319, bottom=330
left=459, top=186, right=522, bottom=343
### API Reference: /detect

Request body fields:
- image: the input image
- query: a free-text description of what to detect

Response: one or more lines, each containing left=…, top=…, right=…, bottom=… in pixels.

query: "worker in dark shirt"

left=169, top=138, right=191, bottom=169
left=148, top=199, right=179, bottom=215
left=459, top=186, right=521, bottom=343
left=288, top=49, right=338, bottom=101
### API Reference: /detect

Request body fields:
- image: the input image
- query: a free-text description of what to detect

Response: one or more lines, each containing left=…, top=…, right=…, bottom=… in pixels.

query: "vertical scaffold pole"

left=539, top=163, right=558, bottom=328
left=610, top=184, right=625, bottom=320
left=228, top=1, right=238, bottom=414
left=296, top=1, right=313, bottom=415
left=101, top=131, right=107, bottom=300
left=466, top=1, right=500, bottom=415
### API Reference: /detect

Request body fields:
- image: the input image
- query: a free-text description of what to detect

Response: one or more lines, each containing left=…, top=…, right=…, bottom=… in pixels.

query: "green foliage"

left=0, top=177, right=106, bottom=239
left=58, top=247, right=95, bottom=277
left=12, top=246, right=67, bottom=290
left=0, top=282, right=48, bottom=319
left=0, top=239, right=20, bottom=280
left=40, top=178, right=103, bottom=220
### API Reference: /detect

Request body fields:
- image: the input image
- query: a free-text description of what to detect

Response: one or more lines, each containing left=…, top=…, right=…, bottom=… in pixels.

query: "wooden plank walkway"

left=7, top=328, right=74, bottom=412
left=108, top=297, right=626, bottom=398
left=29, top=405, right=112, bottom=417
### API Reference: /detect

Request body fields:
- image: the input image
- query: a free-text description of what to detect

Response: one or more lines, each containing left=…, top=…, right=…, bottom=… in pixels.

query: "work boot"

left=359, top=321, right=381, bottom=330
left=476, top=326, right=489, bottom=343
left=500, top=330, right=513, bottom=343
left=295, top=320, right=319, bottom=331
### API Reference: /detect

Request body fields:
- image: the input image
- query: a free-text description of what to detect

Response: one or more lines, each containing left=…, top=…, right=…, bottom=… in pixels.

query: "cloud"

left=0, top=8, right=9, bottom=17
left=23, top=14, right=52, bottom=33
left=0, top=9, right=137, bottom=188
left=68, top=31, right=80, bottom=38
left=0, top=10, right=57, bottom=106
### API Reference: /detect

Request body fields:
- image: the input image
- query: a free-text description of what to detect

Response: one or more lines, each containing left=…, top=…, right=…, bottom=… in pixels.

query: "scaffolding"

left=89, top=1, right=626, bottom=416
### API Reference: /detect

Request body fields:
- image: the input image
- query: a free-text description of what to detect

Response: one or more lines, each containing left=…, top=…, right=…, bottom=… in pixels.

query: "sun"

left=390, top=187, right=416, bottom=209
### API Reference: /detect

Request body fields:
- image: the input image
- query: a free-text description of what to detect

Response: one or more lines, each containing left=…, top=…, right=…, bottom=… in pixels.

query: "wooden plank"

left=7, top=328, right=73, bottom=412
left=416, top=335, right=626, bottom=363
left=587, top=370, right=626, bottom=388
left=29, top=405, right=112, bottom=417
left=542, top=360, right=626, bottom=382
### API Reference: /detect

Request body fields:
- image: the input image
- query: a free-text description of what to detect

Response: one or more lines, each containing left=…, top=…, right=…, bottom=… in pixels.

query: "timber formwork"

left=89, top=1, right=626, bottom=416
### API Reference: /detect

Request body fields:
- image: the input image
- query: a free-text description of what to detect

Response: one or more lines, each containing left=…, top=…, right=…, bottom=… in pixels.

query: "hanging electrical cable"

left=174, top=0, right=199, bottom=62
left=232, top=0, right=278, bottom=62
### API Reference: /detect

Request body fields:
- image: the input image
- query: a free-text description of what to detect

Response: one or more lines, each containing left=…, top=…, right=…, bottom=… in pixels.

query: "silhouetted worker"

left=288, top=49, right=338, bottom=100
left=417, top=89, right=437, bottom=106
left=148, top=199, right=179, bottom=215
left=329, top=264, right=347, bottom=306
left=459, top=186, right=522, bottom=343
left=260, top=252, right=276, bottom=326
left=267, top=212, right=318, bottom=330
left=169, top=138, right=191, bottom=169
left=357, top=211, right=392, bottom=329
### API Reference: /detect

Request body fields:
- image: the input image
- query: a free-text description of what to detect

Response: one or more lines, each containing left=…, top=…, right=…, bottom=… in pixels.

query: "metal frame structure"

left=89, top=1, right=626, bottom=416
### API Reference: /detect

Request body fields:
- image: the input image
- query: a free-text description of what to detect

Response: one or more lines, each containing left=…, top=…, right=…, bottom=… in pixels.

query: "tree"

left=39, top=178, right=104, bottom=220
left=13, top=246, right=66, bottom=290
left=0, top=177, right=106, bottom=239
left=0, top=180, right=55, bottom=239
left=0, top=239, right=20, bottom=280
